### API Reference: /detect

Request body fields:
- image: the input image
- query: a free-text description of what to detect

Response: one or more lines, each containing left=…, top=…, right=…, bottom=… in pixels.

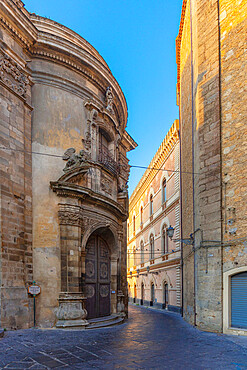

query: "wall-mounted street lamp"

left=146, top=266, right=150, bottom=273
left=167, top=225, right=194, bottom=245
left=129, top=271, right=132, bottom=278
left=137, top=268, right=140, bottom=277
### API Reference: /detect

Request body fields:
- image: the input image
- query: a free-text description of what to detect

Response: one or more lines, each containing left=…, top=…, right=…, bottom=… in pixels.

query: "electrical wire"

left=0, top=145, right=202, bottom=176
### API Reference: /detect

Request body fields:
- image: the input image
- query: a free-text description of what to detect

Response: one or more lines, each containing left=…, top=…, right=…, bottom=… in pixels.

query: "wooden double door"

left=85, top=235, right=111, bottom=319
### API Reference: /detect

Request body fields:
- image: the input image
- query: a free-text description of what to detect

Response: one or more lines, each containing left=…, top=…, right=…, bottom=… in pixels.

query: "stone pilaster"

left=55, top=204, right=88, bottom=328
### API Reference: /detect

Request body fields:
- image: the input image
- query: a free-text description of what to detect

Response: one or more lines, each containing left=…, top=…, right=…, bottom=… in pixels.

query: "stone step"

left=88, top=314, right=119, bottom=324
left=86, top=315, right=124, bottom=329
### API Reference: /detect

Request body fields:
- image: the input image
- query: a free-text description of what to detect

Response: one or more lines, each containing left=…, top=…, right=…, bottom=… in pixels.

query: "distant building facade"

left=177, top=0, right=247, bottom=335
left=0, top=0, right=136, bottom=329
left=127, top=121, right=181, bottom=313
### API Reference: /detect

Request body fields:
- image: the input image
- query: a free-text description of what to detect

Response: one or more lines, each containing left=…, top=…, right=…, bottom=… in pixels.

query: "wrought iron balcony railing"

left=98, top=145, right=118, bottom=175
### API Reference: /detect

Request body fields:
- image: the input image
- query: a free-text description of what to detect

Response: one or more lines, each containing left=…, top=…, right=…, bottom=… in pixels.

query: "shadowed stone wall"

left=177, top=0, right=247, bottom=334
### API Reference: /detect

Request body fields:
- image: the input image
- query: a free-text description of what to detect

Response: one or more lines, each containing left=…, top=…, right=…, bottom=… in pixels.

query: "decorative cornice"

left=30, top=15, right=110, bottom=70
left=51, top=182, right=128, bottom=221
left=122, top=131, right=138, bottom=153
left=176, top=0, right=188, bottom=96
left=30, top=14, right=128, bottom=130
left=130, top=120, right=179, bottom=206
left=0, top=15, right=31, bottom=48
left=31, top=48, right=106, bottom=90
left=0, top=0, right=37, bottom=47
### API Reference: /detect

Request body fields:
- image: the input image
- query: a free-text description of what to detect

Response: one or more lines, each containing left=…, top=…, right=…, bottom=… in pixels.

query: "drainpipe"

left=190, top=0, right=196, bottom=327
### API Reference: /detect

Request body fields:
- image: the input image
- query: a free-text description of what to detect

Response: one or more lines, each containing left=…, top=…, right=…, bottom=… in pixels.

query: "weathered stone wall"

left=192, top=0, right=222, bottom=333
left=0, top=2, right=36, bottom=328
left=178, top=0, right=247, bottom=334
left=178, top=0, right=222, bottom=331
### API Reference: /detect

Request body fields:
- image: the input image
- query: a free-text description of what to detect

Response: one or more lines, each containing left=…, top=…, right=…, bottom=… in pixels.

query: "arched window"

left=140, top=206, right=143, bottom=225
left=99, top=128, right=113, bottom=156
left=141, top=283, right=144, bottom=303
left=127, top=251, right=130, bottom=268
left=140, top=241, right=144, bottom=263
left=150, top=194, right=153, bottom=216
left=162, top=179, right=166, bottom=203
left=133, top=216, right=135, bottom=234
left=127, top=223, right=129, bottom=240
left=150, top=234, right=154, bottom=259
left=128, top=284, right=131, bottom=297
left=151, top=283, right=155, bottom=303
left=134, top=284, right=137, bottom=301
left=162, top=226, right=168, bottom=254
left=163, top=282, right=169, bottom=308
left=133, top=247, right=136, bottom=266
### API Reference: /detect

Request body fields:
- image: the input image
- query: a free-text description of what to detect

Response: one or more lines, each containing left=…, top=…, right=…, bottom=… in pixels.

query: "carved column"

left=55, top=204, right=88, bottom=328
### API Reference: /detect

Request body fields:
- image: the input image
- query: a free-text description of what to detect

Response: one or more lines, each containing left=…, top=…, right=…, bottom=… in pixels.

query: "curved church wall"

left=0, top=2, right=136, bottom=329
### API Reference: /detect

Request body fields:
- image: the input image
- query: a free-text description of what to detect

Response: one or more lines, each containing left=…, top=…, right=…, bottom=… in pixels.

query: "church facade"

left=0, top=0, right=136, bottom=329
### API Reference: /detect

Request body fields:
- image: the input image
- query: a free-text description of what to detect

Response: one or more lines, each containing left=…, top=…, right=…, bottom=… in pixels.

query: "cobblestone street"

left=1, top=305, right=247, bottom=369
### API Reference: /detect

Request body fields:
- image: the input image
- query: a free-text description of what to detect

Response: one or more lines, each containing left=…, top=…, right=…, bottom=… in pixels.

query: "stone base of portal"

left=55, top=292, right=89, bottom=329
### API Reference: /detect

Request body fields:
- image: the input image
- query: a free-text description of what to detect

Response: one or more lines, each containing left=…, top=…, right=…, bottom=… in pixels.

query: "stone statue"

left=106, top=86, right=114, bottom=112
left=119, top=182, right=128, bottom=194
left=62, top=148, right=89, bottom=171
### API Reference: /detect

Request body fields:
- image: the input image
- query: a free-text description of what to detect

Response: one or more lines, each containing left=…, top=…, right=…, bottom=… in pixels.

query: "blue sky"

left=24, top=0, right=182, bottom=194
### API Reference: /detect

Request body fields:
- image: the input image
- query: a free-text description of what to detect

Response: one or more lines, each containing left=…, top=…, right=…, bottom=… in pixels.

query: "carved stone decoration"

left=58, top=211, right=82, bottom=227
left=82, top=131, right=91, bottom=154
left=58, top=204, right=83, bottom=227
left=119, top=153, right=131, bottom=183
left=0, top=52, right=29, bottom=99
left=118, top=182, right=128, bottom=194
left=55, top=292, right=88, bottom=329
left=62, top=148, right=89, bottom=171
left=101, top=175, right=113, bottom=196
left=106, top=86, right=114, bottom=113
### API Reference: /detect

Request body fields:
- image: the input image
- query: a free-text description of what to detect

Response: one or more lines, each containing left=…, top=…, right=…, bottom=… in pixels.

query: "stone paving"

left=1, top=304, right=247, bottom=369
